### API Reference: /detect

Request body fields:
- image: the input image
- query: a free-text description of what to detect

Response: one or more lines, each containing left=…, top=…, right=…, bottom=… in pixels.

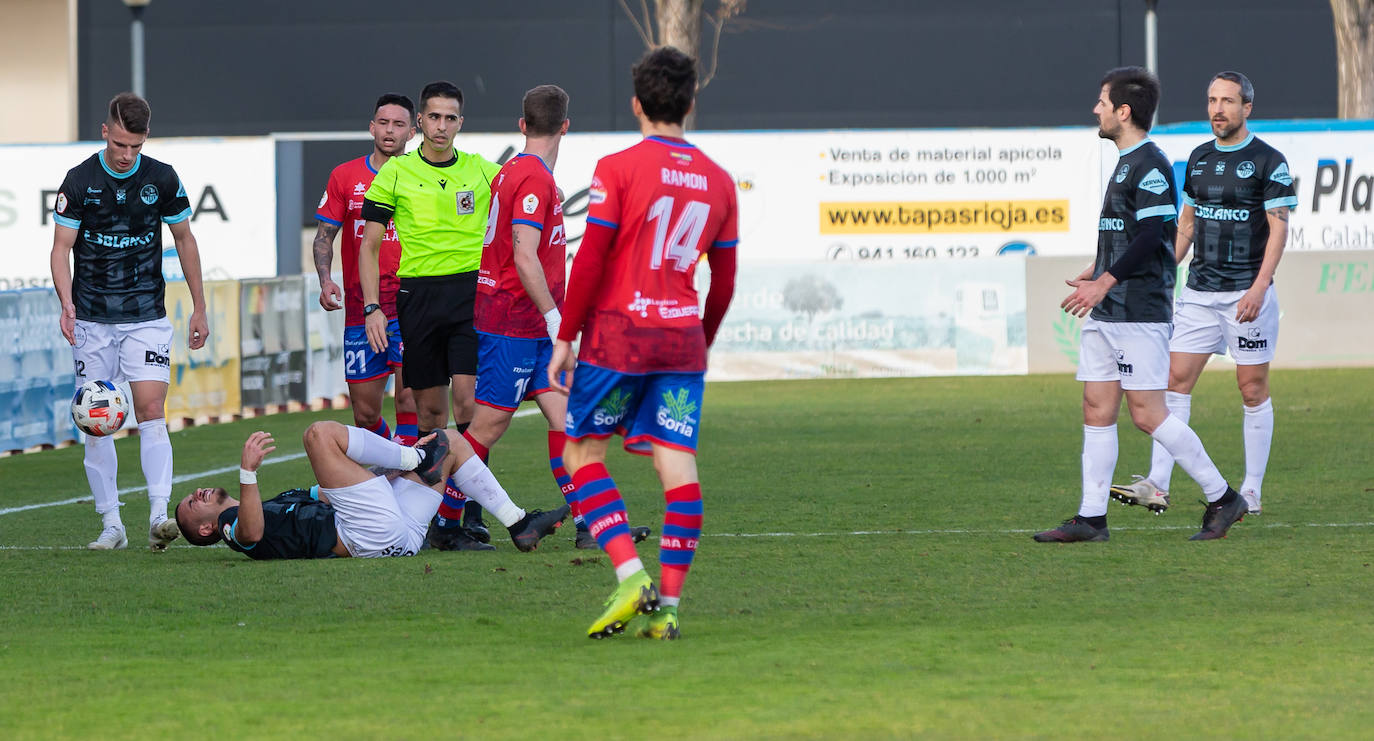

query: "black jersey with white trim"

left=53, top=152, right=192, bottom=323
left=1181, top=134, right=1297, bottom=292
left=217, top=489, right=339, bottom=560
left=1091, top=139, right=1178, bottom=323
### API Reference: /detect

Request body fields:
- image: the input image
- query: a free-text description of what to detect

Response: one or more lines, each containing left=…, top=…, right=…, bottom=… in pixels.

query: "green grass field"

left=2, top=368, right=1372, bottom=739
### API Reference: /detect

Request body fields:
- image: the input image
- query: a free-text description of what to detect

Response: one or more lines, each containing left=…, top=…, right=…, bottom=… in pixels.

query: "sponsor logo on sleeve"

left=55, top=193, right=68, bottom=213
left=1115, top=164, right=1130, bottom=183
left=588, top=176, right=606, bottom=205
left=522, top=193, right=539, bottom=214
left=1137, top=168, right=1169, bottom=195
left=318, top=191, right=328, bottom=209
left=1269, top=161, right=1293, bottom=186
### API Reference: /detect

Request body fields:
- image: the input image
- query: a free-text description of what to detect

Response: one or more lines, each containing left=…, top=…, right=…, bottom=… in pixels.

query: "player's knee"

left=1238, top=381, right=1269, bottom=407
left=302, top=420, right=340, bottom=451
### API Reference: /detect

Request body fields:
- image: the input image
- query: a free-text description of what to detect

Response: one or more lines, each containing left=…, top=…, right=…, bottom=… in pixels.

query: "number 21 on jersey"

left=646, top=196, right=711, bottom=272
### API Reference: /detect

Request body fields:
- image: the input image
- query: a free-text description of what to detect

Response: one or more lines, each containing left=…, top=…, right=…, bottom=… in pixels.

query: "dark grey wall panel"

left=79, top=0, right=1338, bottom=136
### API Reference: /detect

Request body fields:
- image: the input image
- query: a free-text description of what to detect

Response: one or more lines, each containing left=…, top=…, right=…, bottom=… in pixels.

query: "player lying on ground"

left=173, top=423, right=567, bottom=559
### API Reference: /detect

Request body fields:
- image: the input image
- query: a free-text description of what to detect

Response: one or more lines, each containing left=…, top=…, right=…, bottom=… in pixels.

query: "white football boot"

left=149, top=519, right=181, bottom=552
left=1108, top=475, right=1170, bottom=514
left=87, top=524, right=128, bottom=550
left=1241, top=489, right=1262, bottom=515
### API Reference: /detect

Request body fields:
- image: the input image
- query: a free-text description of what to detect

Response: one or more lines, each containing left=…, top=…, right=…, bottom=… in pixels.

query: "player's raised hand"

left=548, top=340, right=575, bottom=394
left=365, top=310, right=388, bottom=353
left=319, top=278, right=343, bottom=311
left=188, top=309, right=210, bottom=350
left=241, top=431, right=275, bottom=472
left=59, top=302, right=76, bottom=346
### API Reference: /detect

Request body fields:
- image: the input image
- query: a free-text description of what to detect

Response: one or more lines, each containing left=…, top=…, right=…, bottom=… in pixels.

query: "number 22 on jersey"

left=646, top=196, right=711, bottom=272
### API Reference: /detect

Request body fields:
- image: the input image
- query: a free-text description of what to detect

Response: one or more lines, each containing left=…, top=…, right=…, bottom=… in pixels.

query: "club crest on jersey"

left=1137, top=168, right=1169, bottom=195
left=1115, top=164, right=1130, bottom=183
left=522, top=194, right=539, bottom=214
left=1236, top=161, right=1256, bottom=179
left=353, top=182, right=367, bottom=194
left=55, top=192, right=68, bottom=213
left=140, top=184, right=158, bottom=204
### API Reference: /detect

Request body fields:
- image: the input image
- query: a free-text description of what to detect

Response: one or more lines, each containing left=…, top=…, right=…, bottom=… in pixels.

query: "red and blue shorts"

left=565, top=362, right=704, bottom=455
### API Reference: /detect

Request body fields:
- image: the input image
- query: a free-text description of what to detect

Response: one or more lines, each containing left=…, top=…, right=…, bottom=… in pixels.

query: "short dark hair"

left=1211, top=71, right=1254, bottom=104
left=374, top=93, right=415, bottom=119
left=107, top=92, right=151, bottom=134
left=522, top=85, right=569, bottom=137
left=1099, top=66, right=1160, bottom=132
left=175, top=500, right=218, bottom=546
left=420, top=81, right=464, bottom=113
left=632, top=46, right=697, bottom=125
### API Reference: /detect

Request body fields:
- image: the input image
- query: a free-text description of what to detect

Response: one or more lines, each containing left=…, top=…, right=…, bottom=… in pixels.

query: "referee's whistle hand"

left=365, top=311, right=389, bottom=353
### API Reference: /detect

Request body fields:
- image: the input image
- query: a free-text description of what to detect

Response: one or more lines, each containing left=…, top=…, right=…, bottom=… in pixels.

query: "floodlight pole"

left=123, top=0, right=151, bottom=97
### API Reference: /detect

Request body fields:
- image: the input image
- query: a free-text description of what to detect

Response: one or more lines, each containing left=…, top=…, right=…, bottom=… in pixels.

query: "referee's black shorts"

left=395, top=272, right=477, bottom=390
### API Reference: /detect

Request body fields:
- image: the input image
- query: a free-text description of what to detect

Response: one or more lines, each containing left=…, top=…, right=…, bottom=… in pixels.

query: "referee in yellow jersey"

left=359, top=81, right=501, bottom=437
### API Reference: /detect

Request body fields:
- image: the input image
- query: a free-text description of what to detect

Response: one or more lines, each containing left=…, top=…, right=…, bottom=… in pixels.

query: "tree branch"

left=619, top=0, right=656, bottom=48
left=699, top=0, right=745, bottom=90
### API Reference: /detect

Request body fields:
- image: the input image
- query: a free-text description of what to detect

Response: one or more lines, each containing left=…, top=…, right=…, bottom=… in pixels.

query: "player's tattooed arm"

left=312, top=222, right=343, bottom=310
left=1266, top=205, right=1290, bottom=223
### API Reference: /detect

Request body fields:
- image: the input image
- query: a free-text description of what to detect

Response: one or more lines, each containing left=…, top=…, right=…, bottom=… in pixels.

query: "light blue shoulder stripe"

left=162, top=208, right=192, bottom=225
left=1136, top=205, right=1177, bottom=220
left=1264, top=196, right=1298, bottom=210
left=1181, top=193, right=1196, bottom=207
left=53, top=215, right=81, bottom=230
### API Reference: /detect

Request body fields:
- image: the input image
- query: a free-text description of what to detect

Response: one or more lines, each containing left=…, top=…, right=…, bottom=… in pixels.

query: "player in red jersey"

left=313, top=94, right=420, bottom=445
left=549, top=47, right=739, bottom=640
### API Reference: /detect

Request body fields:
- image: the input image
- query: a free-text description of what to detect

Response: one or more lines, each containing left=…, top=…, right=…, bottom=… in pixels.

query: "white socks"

left=1151, top=414, right=1228, bottom=500
left=1241, top=398, right=1273, bottom=496
left=1148, top=391, right=1190, bottom=491
left=139, top=419, right=173, bottom=525
left=1078, top=424, right=1117, bottom=518
left=346, top=425, right=420, bottom=471
left=451, top=456, right=525, bottom=527
left=85, top=435, right=122, bottom=528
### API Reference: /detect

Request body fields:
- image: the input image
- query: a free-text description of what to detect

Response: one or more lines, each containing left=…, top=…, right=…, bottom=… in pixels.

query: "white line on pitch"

left=0, top=409, right=544, bottom=517
left=4, top=520, right=1374, bottom=550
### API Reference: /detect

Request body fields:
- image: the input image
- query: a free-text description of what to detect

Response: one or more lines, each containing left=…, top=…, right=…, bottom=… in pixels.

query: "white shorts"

left=323, top=475, right=440, bottom=558
left=1169, top=284, right=1279, bottom=365
left=73, top=317, right=174, bottom=386
left=1076, top=318, right=1171, bottom=390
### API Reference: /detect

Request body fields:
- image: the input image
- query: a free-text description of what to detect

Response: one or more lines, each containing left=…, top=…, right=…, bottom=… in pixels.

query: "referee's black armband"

left=361, top=198, right=395, bottom=225
left=1106, top=217, right=1165, bottom=282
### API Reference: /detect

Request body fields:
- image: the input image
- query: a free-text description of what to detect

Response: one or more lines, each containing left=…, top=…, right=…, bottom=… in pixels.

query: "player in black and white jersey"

left=1034, top=67, right=1245, bottom=544
left=1112, top=71, right=1296, bottom=516
left=49, top=93, right=211, bottom=552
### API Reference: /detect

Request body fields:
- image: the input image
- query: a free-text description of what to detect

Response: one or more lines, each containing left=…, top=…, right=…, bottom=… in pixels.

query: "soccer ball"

left=71, top=380, right=130, bottom=437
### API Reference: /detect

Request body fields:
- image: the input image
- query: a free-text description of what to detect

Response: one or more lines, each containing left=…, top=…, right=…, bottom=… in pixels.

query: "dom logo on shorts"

left=656, top=388, right=698, bottom=436
left=1237, top=327, right=1267, bottom=351
left=144, top=344, right=170, bottom=367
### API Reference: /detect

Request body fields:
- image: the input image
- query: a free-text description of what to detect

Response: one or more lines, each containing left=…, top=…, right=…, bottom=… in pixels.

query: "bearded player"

left=549, top=47, right=739, bottom=640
